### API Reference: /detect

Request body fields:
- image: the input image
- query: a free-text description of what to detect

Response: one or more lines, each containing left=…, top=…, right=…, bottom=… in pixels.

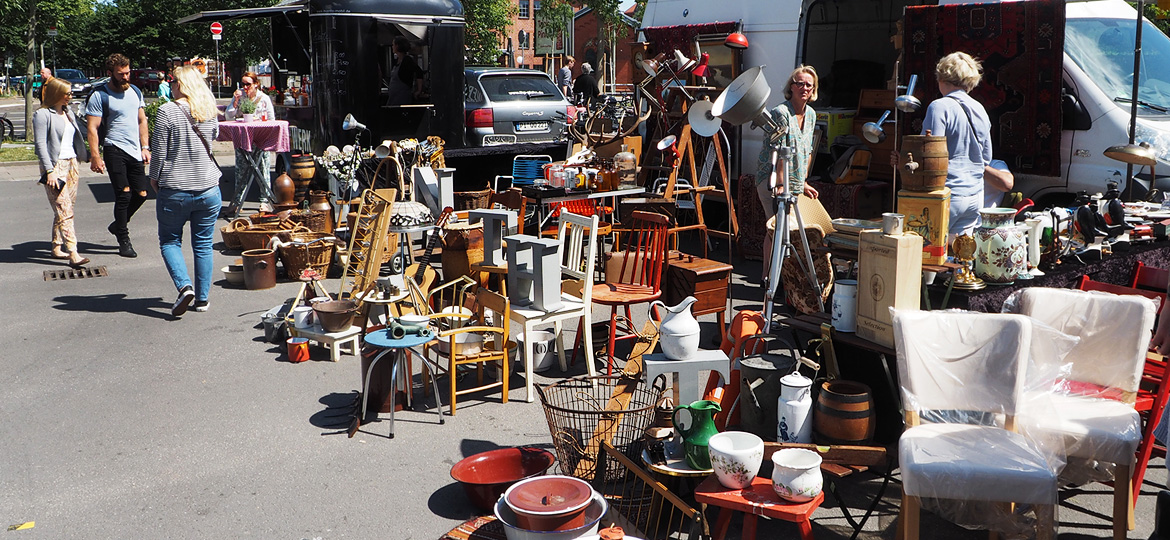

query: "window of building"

left=518, top=0, right=529, bottom=18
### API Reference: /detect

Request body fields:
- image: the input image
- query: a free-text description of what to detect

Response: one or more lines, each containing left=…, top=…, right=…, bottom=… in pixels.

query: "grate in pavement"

left=43, top=266, right=109, bottom=281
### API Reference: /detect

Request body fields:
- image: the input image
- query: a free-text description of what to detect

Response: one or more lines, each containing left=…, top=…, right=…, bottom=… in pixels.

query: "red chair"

left=1132, top=261, right=1170, bottom=294
left=1078, top=275, right=1169, bottom=506
left=588, top=211, right=670, bottom=374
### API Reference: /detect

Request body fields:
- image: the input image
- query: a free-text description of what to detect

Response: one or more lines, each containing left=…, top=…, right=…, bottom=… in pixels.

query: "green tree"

left=462, top=0, right=517, bottom=65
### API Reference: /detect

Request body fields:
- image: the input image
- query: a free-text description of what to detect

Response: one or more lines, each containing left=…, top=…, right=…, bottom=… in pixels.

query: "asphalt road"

left=0, top=143, right=1163, bottom=538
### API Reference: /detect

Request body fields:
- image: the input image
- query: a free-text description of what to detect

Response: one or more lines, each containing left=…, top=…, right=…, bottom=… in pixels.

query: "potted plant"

left=238, top=97, right=257, bottom=122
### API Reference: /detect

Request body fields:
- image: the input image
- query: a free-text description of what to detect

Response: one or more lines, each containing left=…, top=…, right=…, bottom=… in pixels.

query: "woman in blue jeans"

left=149, top=65, right=222, bottom=317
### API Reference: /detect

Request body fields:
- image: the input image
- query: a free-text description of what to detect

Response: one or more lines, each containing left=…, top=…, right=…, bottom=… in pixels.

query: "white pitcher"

left=777, top=371, right=814, bottom=443
left=649, top=296, right=701, bottom=360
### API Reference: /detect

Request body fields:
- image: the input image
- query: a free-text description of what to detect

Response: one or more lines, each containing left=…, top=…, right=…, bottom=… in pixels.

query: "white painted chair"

left=892, top=310, right=1060, bottom=540
left=509, top=211, right=599, bottom=402
left=1012, top=287, right=1157, bottom=540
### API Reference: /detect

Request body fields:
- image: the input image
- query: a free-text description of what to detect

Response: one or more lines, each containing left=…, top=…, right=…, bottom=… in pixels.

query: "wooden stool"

left=694, top=474, right=823, bottom=540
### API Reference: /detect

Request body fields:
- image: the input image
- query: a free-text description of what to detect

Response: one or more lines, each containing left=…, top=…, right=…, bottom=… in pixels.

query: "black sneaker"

left=193, top=300, right=209, bottom=312
left=172, top=286, right=194, bottom=317
left=118, top=239, right=137, bottom=258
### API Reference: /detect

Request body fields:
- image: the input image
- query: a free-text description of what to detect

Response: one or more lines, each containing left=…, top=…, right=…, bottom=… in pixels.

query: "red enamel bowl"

left=450, top=447, right=556, bottom=512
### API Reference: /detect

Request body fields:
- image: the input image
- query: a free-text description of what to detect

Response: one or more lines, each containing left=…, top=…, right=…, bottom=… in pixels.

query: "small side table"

left=694, top=474, right=823, bottom=540
left=644, top=349, right=730, bottom=405
left=357, top=329, right=444, bottom=438
left=663, top=250, right=734, bottom=337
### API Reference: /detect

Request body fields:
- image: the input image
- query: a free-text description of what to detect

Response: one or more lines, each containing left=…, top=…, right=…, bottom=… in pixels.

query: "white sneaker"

left=193, top=300, right=209, bottom=312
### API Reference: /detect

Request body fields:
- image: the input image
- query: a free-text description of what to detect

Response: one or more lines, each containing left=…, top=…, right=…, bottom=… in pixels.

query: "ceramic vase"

left=707, top=431, right=764, bottom=489
left=974, top=207, right=1027, bottom=284
left=771, top=448, right=823, bottom=503
left=273, top=172, right=296, bottom=205
left=649, top=296, right=700, bottom=360
left=672, top=399, right=721, bottom=470
left=1025, top=217, right=1045, bottom=277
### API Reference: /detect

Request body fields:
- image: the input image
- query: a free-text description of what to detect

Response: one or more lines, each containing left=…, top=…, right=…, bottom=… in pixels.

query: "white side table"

left=644, top=349, right=730, bottom=405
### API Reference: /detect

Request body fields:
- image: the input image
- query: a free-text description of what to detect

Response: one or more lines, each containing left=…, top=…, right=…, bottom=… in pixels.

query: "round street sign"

left=210, top=22, right=223, bottom=35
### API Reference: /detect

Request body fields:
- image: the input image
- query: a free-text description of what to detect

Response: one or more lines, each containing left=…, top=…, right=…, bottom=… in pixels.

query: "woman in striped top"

left=149, top=65, right=222, bottom=317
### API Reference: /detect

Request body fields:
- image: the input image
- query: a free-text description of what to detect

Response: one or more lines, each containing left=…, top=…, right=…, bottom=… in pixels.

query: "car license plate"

left=516, top=121, right=548, bottom=132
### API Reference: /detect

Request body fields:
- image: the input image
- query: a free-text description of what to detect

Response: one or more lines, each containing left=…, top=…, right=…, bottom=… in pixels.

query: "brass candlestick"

left=950, top=235, right=986, bottom=290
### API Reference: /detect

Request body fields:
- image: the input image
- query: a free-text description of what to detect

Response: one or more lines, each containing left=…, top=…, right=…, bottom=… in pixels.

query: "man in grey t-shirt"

left=85, top=53, right=151, bottom=258
left=559, top=56, right=574, bottom=99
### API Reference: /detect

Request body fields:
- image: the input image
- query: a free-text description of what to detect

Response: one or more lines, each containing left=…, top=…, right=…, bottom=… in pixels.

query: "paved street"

left=0, top=148, right=1163, bottom=538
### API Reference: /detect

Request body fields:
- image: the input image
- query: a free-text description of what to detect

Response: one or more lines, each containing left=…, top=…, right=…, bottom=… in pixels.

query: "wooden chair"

left=590, top=211, right=670, bottom=374
left=1078, top=274, right=1170, bottom=504
left=509, top=211, right=600, bottom=402
left=590, top=440, right=708, bottom=540
left=1131, top=261, right=1170, bottom=293
left=421, top=286, right=513, bottom=415
left=1015, top=288, right=1156, bottom=539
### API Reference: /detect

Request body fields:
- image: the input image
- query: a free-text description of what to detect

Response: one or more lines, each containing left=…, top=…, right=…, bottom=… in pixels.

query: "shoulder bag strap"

left=178, top=104, right=219, bottom=167
left=947, top=94, right=986, bottom=158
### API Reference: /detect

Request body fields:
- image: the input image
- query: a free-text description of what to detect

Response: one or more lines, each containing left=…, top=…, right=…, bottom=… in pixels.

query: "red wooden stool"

left=694, top=473, right=822, bottom=540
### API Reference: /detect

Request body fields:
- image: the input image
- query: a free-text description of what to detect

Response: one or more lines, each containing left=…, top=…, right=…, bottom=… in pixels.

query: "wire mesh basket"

left=536, top=375, right=662, bottom=481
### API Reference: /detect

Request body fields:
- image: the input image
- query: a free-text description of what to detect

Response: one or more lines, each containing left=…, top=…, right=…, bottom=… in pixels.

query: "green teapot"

left=672, top=399, right=722, bottom=469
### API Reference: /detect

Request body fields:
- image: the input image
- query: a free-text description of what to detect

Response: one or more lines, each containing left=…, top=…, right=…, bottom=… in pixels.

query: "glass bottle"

left=614, top=144, right=637, bottom=187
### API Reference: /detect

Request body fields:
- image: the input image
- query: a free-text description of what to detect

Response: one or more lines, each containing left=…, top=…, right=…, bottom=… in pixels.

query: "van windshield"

left=1066, top=17, right=1170, bottom=113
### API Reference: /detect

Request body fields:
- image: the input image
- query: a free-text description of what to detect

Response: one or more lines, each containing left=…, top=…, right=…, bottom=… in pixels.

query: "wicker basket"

left=287, top=209, right=330, bottom=233
left=278, top=231, right=337, bottom=277
left=453, top=188, right=493, bottom=211
left=237, top=220, right=301, bottom=251
left=219, top=218, right=252, bottom=250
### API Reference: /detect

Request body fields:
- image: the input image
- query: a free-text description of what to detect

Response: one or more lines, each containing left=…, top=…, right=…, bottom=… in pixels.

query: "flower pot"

left=771, top=448, right=823, bottom=502
left=707, top=431, right=764, bottom=489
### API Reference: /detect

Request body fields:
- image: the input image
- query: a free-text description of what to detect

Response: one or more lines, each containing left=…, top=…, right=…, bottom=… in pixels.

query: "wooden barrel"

left=899, top=135, right=948, bottom=191
left=442, top=221, right=484, bottom=282
left=814, top=380, right=875, bottom=444
left=289, top=154, right=316, bottom=203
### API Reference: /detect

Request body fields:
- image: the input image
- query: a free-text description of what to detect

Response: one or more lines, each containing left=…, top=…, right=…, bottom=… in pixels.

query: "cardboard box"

left=897, top=187, right=951, bottom=265
left=816, top=108, right=857, bottom=151
left=856, top=230, right=923, bottom=348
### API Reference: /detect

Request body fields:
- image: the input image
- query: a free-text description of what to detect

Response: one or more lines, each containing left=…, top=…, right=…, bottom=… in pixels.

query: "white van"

left=641, top=0, right=1165, bottom=206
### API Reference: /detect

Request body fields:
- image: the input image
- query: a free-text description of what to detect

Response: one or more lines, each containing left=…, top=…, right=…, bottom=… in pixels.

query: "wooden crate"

left=663, top=250, right=733, bottom=331
left=896, top=187, right=951, bottom=265
left=856, top=230, right=922, bottom=348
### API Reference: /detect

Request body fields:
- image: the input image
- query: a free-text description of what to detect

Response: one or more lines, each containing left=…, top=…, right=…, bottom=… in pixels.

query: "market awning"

left=177, top=1, right=306, bottom=24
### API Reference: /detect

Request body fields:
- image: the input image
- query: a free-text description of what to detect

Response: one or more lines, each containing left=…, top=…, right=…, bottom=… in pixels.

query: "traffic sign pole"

left=210, top=23, right=223, bottom=97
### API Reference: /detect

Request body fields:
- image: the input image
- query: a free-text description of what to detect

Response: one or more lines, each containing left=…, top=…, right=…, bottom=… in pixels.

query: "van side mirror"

left=1062, top=87, right=1092, bottom=131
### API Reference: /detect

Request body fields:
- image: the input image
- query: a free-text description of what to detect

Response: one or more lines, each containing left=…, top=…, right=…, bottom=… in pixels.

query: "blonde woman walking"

left=150, top=65, right=222, bottom=317
left=33, top=77, right=91, bottom=268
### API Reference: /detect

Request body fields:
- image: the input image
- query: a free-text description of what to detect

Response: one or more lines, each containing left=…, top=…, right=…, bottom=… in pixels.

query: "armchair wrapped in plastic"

left=892, top=309, right=1077, bottom=539
left=1005, top=287, right=1156, bottom=539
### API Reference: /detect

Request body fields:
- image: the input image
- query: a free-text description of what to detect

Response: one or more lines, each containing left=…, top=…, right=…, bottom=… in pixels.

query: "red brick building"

left=506, top=1, right=639, bottom=90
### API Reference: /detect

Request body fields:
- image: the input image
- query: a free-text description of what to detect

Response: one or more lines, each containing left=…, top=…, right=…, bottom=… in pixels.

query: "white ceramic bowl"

left=222, top=266, right=245, bottom=285
left=707, top=431, right=764, bottom=489
left=494, top=491, right=605, bottom=540
left=771, top=448, right=823, bottom=502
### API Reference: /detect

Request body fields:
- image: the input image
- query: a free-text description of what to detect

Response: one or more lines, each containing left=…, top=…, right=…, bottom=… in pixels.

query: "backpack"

left=828, top=135, right=871, bottom=185
left=87, top=83, right=144, bottom=145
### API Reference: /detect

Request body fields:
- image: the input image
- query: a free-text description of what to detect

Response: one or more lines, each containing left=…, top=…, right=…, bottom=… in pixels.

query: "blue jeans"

left=157, top=186, right=221, bottom=301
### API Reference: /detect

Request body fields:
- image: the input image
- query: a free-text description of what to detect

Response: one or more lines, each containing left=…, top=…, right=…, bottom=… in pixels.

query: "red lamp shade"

left=691, top=52, right=711, bottom=78
left=725, top=31, right=749, bottom=49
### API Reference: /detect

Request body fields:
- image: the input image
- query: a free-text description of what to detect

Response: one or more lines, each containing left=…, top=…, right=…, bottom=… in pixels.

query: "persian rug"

left=902, top=0, right=1065, bottom=177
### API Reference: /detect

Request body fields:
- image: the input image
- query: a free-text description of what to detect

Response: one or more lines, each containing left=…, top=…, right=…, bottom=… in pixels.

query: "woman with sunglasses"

left=33, top=77, right=91, bottom=269
left=225, top=71, right=275, bottom=215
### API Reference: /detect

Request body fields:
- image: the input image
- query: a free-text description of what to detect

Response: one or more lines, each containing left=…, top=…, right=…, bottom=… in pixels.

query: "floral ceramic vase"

left=974, top=207, right=1027, bottom=284
left=707, top=431, right=764, bottom=489
left=771, top=448, right=823, bottom=502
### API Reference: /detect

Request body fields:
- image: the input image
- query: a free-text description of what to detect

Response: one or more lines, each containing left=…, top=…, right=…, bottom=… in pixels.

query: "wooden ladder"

left=340, top=188, right=398, bottom=303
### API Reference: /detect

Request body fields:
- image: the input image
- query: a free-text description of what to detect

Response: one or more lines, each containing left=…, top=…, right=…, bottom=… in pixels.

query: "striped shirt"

left=149, top=101, right=221, bottom=192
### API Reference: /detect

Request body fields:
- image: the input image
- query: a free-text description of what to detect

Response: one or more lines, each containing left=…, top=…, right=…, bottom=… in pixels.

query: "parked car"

left=53, top=69, right=93, bottom=98
left=129, top=69, right=164, bottom=92
left=463, top=67, right=572, bottom=146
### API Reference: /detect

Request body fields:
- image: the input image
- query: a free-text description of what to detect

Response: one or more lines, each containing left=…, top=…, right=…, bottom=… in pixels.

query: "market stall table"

left=217, top=119, right=290, bottom=213
left=527, top=186, right=646, bottom=230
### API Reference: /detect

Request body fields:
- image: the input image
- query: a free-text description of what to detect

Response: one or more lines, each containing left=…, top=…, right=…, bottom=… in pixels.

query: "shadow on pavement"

left=51, top=293, right=171, bottom=320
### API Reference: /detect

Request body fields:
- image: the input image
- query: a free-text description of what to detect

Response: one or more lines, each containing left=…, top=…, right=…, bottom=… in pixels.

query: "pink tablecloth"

left=216, top=120, right=290, bottom=153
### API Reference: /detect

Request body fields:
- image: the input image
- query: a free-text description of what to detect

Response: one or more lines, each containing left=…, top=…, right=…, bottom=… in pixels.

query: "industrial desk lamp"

left=712, top=66, right=824, bottom=331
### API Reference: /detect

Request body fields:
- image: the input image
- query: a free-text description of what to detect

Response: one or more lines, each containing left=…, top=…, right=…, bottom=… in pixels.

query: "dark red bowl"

left=450, top=447, right=556, bottom=512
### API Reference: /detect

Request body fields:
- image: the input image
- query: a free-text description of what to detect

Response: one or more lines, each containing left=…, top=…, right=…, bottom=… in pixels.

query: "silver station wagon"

left=464, top=67, right=572, bottom=146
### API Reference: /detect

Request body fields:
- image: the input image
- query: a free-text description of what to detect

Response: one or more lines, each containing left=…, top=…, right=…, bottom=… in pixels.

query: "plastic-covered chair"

left=1010, top=288, right=1157, bottom=540
left=892, top=310, right=1064, bottom=540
